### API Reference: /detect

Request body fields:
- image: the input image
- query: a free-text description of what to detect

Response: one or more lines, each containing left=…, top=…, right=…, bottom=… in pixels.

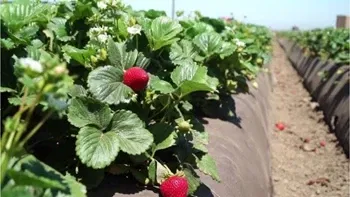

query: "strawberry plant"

left=1, top=0, right=272, bottom=196
left=279, top=28, right=350, bottom=64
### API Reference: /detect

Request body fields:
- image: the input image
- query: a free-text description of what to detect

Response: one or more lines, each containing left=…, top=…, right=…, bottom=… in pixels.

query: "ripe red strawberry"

left=275, top=122, right=285, bottom=131
left=123, top=67, right=149, bottom=91
left=160, top=175, right=188, bottom=197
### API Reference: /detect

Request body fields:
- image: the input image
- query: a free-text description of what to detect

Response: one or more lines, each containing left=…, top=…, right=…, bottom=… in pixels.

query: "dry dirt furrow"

left=270, top=41, right=349, bottom=197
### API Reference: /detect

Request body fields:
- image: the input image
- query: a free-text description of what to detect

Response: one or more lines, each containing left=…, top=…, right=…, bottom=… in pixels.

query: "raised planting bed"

left=88, top=64, right=274, bottom=197
left=0, top=0, right=274, bottom=196
left=278, top=38, right=349, bottom=156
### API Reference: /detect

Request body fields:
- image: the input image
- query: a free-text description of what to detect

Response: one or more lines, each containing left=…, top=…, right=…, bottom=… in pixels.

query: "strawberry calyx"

left=161, top=170, right=185, bottom=183
left=160, top=170, right=189, bottom=197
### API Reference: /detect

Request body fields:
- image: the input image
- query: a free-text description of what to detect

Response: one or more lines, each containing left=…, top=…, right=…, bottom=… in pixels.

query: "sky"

left=123, top=0, right=350, bottom=30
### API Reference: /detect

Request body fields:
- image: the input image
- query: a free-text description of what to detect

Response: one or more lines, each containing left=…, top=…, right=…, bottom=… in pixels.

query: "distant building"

left=336, top=15, right=350, bottom=28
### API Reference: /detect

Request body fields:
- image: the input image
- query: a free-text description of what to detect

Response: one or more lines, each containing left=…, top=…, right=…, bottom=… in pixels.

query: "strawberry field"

left=278, top=27, right=349, bottom=157
left=1, top=0, right=273, bottom=196
left=279, top=28, right=349, bottom=64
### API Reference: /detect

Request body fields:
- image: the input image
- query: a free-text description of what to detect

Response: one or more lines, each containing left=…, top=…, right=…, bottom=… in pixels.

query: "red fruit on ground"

left=123, top=67, right=149, bottom=91
left=160, top=176, right=188, bottom=197
left=320, top=140, right=326, bottom=147
left=275, top=122, right=285, bottom=131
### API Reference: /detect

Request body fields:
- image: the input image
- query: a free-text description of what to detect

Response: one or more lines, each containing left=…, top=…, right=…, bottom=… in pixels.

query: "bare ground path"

left=270, top=41, right=349, bottom=197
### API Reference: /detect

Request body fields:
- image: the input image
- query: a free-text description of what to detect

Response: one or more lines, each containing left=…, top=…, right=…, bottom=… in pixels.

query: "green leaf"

left=1, top=38, right=15, bottom=49
left=196, top=154, right=220, bottom=182
left=171, top=62, right=199, bottom=86
left=87, top=66, right=133, bottom=105
left=144, top=9, right=167, bottom=19
left=242, top=61, right=260, bottom=74
left=63, top=173, right=87, bottom=197
left=109, top=110, right=153, bottom=155
left=169, top=40, right=203, bottom=65
left=155, top=161, right=170, bottom=184
left=183, top=167, right=201, bottom=195
left=0, top=87, right=17, bottom=93
left=62, top=45, right=94, bottom=66
left=149, top=75, right=174, bottom=94
left=107, top=39, right=138, bottom=70
left=136, top=53, right=151, bottom=68
left=179, top=79, right=217, bottom=97
left=193, top=32, right=222, bottom=56
left=26, top=46, right=42, bottom=60
left=1, top=186, right=33, bottom=197
left=7, top=169, right=65, bottom=190
left=117, top=18, right=128, bottom=38
left=9, top=155, right=87, bottom=197
left=185, top=22, right=215, bottom=38
left=172, top=64, right=218, bottom=96
left=68, top=85, right=87, bottom=97
left=47, top=17, right=72, bottom=42
left=192, top=130, right=208, bottom=153
left=219, top=42, right=237, bottom=59
left=181, top=101, right=193, bottom=111
left=76, top=126, right=120, bottom=169
left=67, top=97, right=112, bottom=129
left=146, top=16, right=183, bottom=51
left=149, top=123, right=176, bottom=152
left=8, top=95, right=37, bottom=106
left=148, top=160, right=156, bottom=184
left=0, top=3, right=56, bottom=31
left=43, top=29, right=54, bottom=50
left=13, top=24, right=39, bottom=43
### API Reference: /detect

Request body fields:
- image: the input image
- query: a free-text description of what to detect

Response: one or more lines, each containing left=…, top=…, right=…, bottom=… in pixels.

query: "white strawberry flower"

left=127, top=24, right=142, bottom=35
left=97, top=1, right=107, bottom=9
left=54, top=65, right=68, bottom=75
left=109, top=0, right=120, bottom=6
left=234, top=38, right=246, bottom=47
left=97, top=33, right=109, bottom=43
left=19, top=58, right=43, bottom=73
left=89, top=26, right=108, bottom=34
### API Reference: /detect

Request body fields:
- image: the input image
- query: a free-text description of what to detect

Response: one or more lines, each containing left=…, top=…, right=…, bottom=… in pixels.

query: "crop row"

left=0, top=0, right=272, bottom=196
left=278, top=28, right=349, bottom=65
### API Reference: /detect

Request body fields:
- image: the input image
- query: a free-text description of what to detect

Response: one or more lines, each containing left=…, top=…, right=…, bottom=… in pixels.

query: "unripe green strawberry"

left=91, top=55, right=98, bottom=63
left=237, top=47, right=244, bottom=53
left=123, top=67, right=149, bottom=91
left=160, top=175, right=188, bottom=197
left=226, top=80, right=237, bottom=91
left=100, top=48, right=107, bottom=60
left=256, top=58, right=263, bottom=65
left=177, top=120, right=191, bottom=132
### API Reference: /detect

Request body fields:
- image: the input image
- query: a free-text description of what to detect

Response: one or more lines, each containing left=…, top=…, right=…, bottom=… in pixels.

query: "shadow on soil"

left=88, top=174, right=159, bottom=197
left=195, top=93, right=242, bottom=129
left=88, top=174, right=215, bottom=197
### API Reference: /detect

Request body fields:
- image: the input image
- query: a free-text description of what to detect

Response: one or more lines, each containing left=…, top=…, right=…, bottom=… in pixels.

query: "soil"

left=270, top=41, right=349, bottom=197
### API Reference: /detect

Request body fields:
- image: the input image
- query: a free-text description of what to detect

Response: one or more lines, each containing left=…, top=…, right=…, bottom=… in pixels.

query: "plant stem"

left=15, top=84, right=45, bottom=144
left=18, top=110, right=53, bottom=147
left=174, top=105, right=184, bottom=119
left=0, top=151, right=10, bottom=184
left=149, top=96, right=171, bottom=120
